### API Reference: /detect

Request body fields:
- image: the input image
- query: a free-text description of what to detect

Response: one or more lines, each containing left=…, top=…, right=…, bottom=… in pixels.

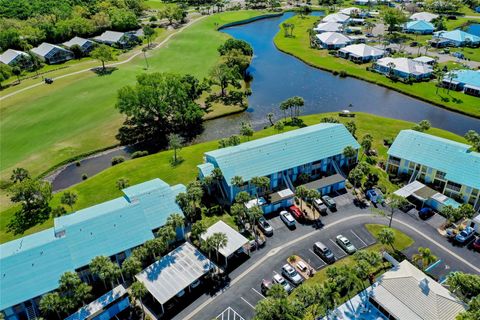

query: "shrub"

left=288, top=255, right=297, bottom=263
left=131, top=151, right=148, bottom=159
left=75, top=161, right=81, bottom=167
left=82, top=173, right=88, bottom=180
left=383, top=137, right=394, bottom=146
left=111, top=156, right=126, bottom=166
left=332, top=70, right=339, bottom=76
left=339, top=70, right=347, bottom=78
left=365, top=156, right=377, bottom=165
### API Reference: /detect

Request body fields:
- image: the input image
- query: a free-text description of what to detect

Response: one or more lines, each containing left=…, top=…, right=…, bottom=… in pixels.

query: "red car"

left=473, top=237, right=480, bottom=252
left=289, top=205, right=303, bottom=220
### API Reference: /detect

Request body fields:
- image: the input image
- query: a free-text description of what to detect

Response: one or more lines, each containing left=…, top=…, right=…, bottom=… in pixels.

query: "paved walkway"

left=0, top=14, right=207, bottom=101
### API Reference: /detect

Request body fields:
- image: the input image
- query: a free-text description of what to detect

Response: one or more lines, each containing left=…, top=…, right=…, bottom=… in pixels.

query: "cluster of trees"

left=447, top=272, right=480, bottom=320
left=0, top=0, right=144, bottom=51
left=441, top=203, right=476, bottom=223
left=279, top=96, right=305, bottom=122
left=424, top=0, right=463, bottom=13
left=115, top=72, right=206, bottom=148
left=464, top=129, right=480, bottom=152
left=412, top=119, right=432, bottom=132
left=158, top=4, right=187, bottom=25
left=381, top=8, right=407, bottom=33
left=254, top=249, right=384, bottom=320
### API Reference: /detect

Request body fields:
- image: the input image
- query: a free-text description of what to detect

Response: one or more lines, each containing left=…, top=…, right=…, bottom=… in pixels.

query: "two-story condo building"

left=386, top=130, right=480, bottom=211
left=197, top=123, right=360, bottom=204
left=0, top=179, right=184, bottom=320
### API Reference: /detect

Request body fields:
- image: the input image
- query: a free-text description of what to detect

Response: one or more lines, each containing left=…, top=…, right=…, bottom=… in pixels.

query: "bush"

left=339, top=70, right=347, bottom=78
left=111, top=156, right=126, bottom=166
left=82, top=173, right=88, bottom=180
left=332, top=70, right=339, bottom=76
left=75, top=161, right=81, bottom=167
left=131, top=151, right=148, bottom=159
left=383, top=137, right=394, bottom=146
left=365, top=156, right=377, bottom=165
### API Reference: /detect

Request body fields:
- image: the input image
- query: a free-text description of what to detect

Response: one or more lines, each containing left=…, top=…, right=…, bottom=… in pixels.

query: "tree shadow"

left=91, top=67, right=118, bottom=76
left=7, top=207, right=51, bottom=235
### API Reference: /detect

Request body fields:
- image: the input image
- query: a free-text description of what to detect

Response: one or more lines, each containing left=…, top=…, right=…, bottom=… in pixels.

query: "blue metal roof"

left=388, top=130, right=480, bottom=189
left=204, top=123, right=360, bottom=185
left=197, top=163, right=215, bottom=177
left=449, top=69, right=480, bottom=88
left=0, top=179, right=184, bottom=310
left=405, top=20, right=435, bottom=31
left=434, top=30, right=480, bottom=43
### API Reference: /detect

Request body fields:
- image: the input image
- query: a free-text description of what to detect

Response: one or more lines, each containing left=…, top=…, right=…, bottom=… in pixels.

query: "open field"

left=0, top=112, right=466, bottom=243
left=0, top=11, right=267, bottom=184
left=274, top=15, right=480, bottom=117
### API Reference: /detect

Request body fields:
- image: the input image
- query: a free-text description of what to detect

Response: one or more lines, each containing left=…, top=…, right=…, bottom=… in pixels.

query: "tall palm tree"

left=295, top=186, right=308, bottom=211
left=231, top=175, right=244, bottom=191
left=157, top=225, right=176, bottom=251
left=247, top=205, right=263, bottom=246
left=413, top=247, right=437, bottom=270
left=131, top=281, right=148, bottom=320
left=89, top=256, right=121, bottom=289
left=122, top=256, right=142, bottom=280
left=378, top=227, right=396, bottom=251
left=144, top=238, right=167, bottom=260
left=166, top=213, right=185, bottom=239
left=39, top=292, right=63, bottom=319
left=10, top=167, right=30, bottom=183
left=210, top=232, right=228, bottom=269
left=251, top=176, right=270, bottom=201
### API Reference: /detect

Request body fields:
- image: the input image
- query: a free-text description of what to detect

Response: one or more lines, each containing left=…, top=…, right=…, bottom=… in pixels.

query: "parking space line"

left=308, top=249, right=327, bottom=267
left=350, top=230, right=368, bottom=248
left=329, top=239, right=347, bottom=258
left=240, top=297, right=255, bottom=309
left=251, top=288, right=265, bottom=299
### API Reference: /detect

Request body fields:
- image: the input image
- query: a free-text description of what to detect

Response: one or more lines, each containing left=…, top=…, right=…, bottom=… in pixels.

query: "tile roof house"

left=63, top=36, right=95, bottom=53
left=30, top=42, right=74, bottom=64
left=315, top=32, right=352, bottom=49
left=410, top=11, right=439, bottom=22
left=314, top=22, right=343, bottom=33
left=386, top=130, right=480, bottom=210
left=321, top=13, right=350, bottom=24
left=93, top=30, right=139, bottom=48
left=0, top=49, right=31, bottom=68
left=404, top=20, right=435, bottom=34
left=339, top=43, right=385, bottom=62
left=0, top=179, right=185, bottom=319
left=373, top=57, right=433, bottom=80
left=198, top=123, right=359, bottom=202
left=433, top=30, right=480, bottom=47
left=442, top=69, right=480, bottom=97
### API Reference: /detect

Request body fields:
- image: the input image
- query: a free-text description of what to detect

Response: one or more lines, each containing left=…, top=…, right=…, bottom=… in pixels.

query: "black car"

left=418, top=207, right=435, bottom=220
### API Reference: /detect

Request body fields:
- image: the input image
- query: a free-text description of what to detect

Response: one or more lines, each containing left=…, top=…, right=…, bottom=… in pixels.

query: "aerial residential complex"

left=197, top=123, right=360, bottom=203
left=0, top=179, right=184, bottom=320
left=386, top=130, right=480, bottom=210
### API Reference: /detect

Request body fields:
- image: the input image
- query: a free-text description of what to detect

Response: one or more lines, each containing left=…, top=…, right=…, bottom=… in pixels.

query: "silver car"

left=282, top=264, right=304, bottom=285
left=272, top=273, right=293, bottom=293
left=336, top=235, right=357, bottom=254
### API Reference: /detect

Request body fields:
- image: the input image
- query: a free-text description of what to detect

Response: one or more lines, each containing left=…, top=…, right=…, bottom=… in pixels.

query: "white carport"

left=135, top=242, right=214, bottom=313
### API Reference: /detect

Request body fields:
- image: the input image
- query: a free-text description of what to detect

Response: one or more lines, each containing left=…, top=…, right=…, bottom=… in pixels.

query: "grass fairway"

left=0, top=112, right=466, bottom=243
left=0, top=11, right=267, bottom=183
left=274, top=15, right=480, bottom=118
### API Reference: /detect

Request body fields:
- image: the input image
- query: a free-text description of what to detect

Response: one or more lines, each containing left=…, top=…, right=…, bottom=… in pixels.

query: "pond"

left=197, top=12, right=480, bottom=142
left=50, top=12, right=480, bottom=191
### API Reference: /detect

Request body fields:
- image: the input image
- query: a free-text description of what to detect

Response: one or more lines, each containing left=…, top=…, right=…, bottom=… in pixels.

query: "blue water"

left=467, top=24, right=480, bottom=36
left=198, top=12, right=479, bottom=142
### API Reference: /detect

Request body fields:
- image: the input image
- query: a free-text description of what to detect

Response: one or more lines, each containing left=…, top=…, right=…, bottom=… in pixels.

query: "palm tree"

left=10, top=167, right=30, bottom=183
left=267, top=283, right=288, bottom=299
left=201, top=236, right=215, bottom=273
left=378, top=227, right=396, bottom=251
left=209, top=232, right=228, bottom=268
left=231, top=176, right=244, bottom=195
left=39, top=292, right=63, bottom=319
left=122, top=256, right=142, bottom=280
left=144, top=238, right=167, bottom=260
left=61, top=191, right=78, bottom=211
left=190, top=220, right=207, bottom=243
left=247, top=205, right=263, bottom=245
left=387, top=62, right=396, bottom=77
left=89, top=256, right=121, bottom=289
left=131, top=281, right=148, bottom=320
left=251, top=176, right=270, bottom=201
left=157, top=225, right=176, bottom=251
left=168, top=133, right=184, bottom=164
left=295, top=186, right=308, bottom=211
left=413, top=247, right=437, bottom=270
left=166, top=213, right=185, bottom=239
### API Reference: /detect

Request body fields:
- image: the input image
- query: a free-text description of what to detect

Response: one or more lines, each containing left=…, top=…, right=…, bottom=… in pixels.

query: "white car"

left=336, top=235, right=357, bottom=254
left=272, top=273, right=293, bottom=293
left=280, top=210, right=296, bottom=228
left=282, top=264, right=304, bottom=285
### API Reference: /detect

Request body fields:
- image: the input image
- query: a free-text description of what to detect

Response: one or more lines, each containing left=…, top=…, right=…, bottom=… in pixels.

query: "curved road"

left=171, top=204, right=479, bottom=320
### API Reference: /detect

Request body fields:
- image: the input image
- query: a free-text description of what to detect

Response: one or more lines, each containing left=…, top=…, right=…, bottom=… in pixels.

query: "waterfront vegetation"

left=0, top=112, right=466, bottom=243
left=0, top=11, right=267, bottom=185
left=274, top=15, right=480, bottom=117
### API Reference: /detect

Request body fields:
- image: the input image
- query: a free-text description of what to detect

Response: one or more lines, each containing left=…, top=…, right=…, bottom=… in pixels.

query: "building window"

left=445, top=181, right=462, bottom=193
left=388, top=156, right=401, bottom=166
left=435, top=171, right=446, bottom=180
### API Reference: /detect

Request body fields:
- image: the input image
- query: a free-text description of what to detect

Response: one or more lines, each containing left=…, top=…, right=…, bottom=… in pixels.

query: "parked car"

left=365, top=33, right=374, bottom=38
left=191, top=279, right=201, bottom=288
left=313, top=198, right=328, bottom=214
left=261, top=279, right=273, bottom=295
left=313, top=241, right=335, bottom=264
left=272, top=273, right=293, bottom=293
left=455, top=227, right=476, bottom=244
left=258, top=217, right=273, bottom=236
left=418, top=207, right=435, bottom=220
left=321, top=195, right=337, bottom=210
left=289, top=205, right=303, bottom=220
left=282, top=264, right=304, bottom=285
left=366, top=189, right=383, bottom=205
left=472, top=237, right=480, bottom=252
left=280, top=210, right=296, bottom=228
left=336, top=235, right=357, bottom=254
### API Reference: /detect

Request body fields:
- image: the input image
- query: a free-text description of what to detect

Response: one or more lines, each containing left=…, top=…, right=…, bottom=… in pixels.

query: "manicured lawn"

left=294, top=223, right=414, bottom=286
left=274, top=15, right=480, bottom=118
left=0, top=112, right=466, bottom=243
left=0, top=11, right=268, bottom=184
